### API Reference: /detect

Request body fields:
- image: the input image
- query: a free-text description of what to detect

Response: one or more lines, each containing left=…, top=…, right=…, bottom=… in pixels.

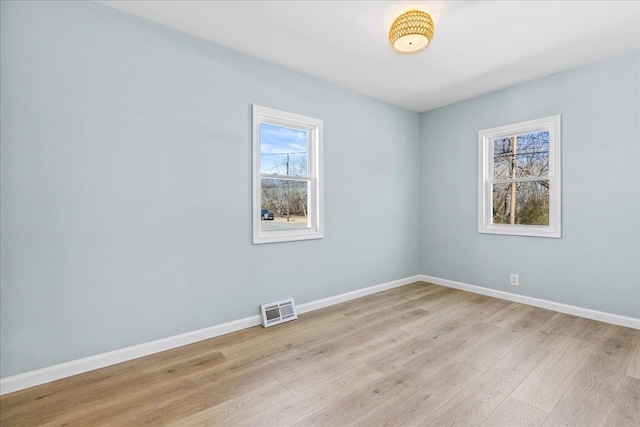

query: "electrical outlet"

left=510, top=273, right=519, bottom=286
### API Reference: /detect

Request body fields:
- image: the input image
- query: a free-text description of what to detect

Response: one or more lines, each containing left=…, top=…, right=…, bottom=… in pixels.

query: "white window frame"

left=252, top=105, right=324, bottom=244
left=478, top=115, right=561, bottom=238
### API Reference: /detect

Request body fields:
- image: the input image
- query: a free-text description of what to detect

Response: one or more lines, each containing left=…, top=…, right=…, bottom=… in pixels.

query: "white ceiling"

left=99, top=1, right=640, bottom=112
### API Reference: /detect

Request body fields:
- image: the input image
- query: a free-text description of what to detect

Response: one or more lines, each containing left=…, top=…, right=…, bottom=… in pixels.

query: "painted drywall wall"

left=0, top=1, right=421, bottom=377
left=2, top=0, right=637, bottom=382
left=421, top=50, right=640, bottom=319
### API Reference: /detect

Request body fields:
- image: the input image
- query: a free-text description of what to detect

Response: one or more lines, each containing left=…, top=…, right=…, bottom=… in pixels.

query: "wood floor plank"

left=141, top=350, right=227, bottom=375
left=417, top=288, right=476, bottom=313
left=330, top=286, right=456, bottom=327
left=370, top=320, right=496, bottom=374
left=348, top=305, right=433, bottom=333
left=604, top=324, right=640, bottom=344
left=210, top=329, right=341, bottom=382
left=539, top=313, right=608, bottom=342
left=270, top=300, right=430, bottom=366
left=162, top=378, right=291, bottom=426
left=2, top=282, right=637, bottom=427
left=414, top=419, right=475, bottom=427
left=538, top=312, right=578, bottom=335
left=38, top=374, right=194, bottom=427
left=511, top=336, right=595, bottom=413
left=461, top=331, right=559, bottom=426
left=568, top=317, right=609, bottom=342
left=628, top=339, right=640, bottom=379
left=41, top=404, right=166, bottom=427
left=153, top=366, right=288, bottom=426
left=541, top=398, right=607, bottom=427
left=277, top=327, right=411, bottom=395
left=563, top=336, right=635, bottom=414
left=402, top=322, right=501, bottom=377
left=453, top=306, right=556, bottom=376
left=453, top=317, right=535, bottom=373
left=479, top=396, right=548, bottom=427
left=0, top=360, right=145, bottom=424
left=423, top=330, right=558, bottom=427
left=94, top=340, right=336, bottom=426
left=484, top=302, right=534, bottom=328
left=454, top=297, right=513, bottom=325
left=355, top=361, right=482, bottom=426
left=405, top=282, right=444, bottom=299
left=338, top=291, right=413, bottom=318
left=292, top=368, right=417, bottom=426
left=605, top=376, right=640, bottom=427
left=399, top=300, right=478, bottom=336
left=232, top=364, right=383, bottom=427
left=1, top=349, right=225, bottom=427
left=168, top=309, right=426, bottom=404
left=220, top=312, right=349, bottom=360
left=516, top=307, right=557, bottom=330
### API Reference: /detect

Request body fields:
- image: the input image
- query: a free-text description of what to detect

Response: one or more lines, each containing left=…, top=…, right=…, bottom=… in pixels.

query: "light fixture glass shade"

left=389, top=10, right=434, bottom=54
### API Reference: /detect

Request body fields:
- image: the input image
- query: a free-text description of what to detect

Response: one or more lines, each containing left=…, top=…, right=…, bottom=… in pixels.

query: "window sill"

left=478, top=224, right=561, bottom=238
left=253, top=230, right=324, bottom=245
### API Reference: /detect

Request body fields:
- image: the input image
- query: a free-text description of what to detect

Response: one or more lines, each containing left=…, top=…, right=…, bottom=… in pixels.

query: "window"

left=478, top=115, right=561, bottom=238
left=252, top=105, right=324, bottom=244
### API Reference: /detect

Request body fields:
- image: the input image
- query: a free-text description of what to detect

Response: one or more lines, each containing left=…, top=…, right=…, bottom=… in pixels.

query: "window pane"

left=493, top=131, right=549, bottom=179
left=493, top=138, right=512, bottom=179
left=492, top=181, right=549, bottom=225
left=492, top=182, right=512, bottom=224
left=261, top=179, right=309, bottom=230
left=260, top=123, right=307, bottom=177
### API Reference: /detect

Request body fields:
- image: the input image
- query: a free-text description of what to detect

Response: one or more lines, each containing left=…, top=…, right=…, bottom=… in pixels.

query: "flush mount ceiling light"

left=389, top=10, right=434, bottom=54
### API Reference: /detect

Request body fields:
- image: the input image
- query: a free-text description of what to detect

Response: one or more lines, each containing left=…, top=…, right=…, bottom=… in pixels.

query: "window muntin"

left=253, top=106, right=323, bottom=244
left=478, top=115, right=561, bottom=238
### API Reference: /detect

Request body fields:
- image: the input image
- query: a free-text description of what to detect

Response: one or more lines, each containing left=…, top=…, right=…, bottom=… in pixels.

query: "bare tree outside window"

left=492, top=132, right=550, bottom=225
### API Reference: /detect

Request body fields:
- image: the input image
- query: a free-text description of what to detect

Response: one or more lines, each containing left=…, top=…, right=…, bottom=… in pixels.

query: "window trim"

left=252, top=105, right=324, bottom=244
left=478, top=115, right=562, bottom=238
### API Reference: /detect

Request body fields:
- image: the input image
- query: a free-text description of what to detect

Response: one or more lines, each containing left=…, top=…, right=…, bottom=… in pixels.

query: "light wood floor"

left=1, top=282, right=639, bottom=426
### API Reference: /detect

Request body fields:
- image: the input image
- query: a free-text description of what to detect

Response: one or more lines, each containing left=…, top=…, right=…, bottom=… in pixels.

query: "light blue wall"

left=421, top=50, right=640, bottom=319
left=2, top=0, right=638, bottom=381
left=0, top=1, right=421, bottom=377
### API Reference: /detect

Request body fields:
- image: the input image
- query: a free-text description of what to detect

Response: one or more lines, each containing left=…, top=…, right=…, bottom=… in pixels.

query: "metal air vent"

left=260, top=298, right=297, bottom=328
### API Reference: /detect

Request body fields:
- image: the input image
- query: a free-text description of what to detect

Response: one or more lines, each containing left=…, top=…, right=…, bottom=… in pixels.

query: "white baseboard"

left=420, top=275, right=640, bottom=330
left=297, top=275, right=422, bottom=314
left=0, top=315, right=262, bottom=396
left=0, top=275, right=421, bottom=396
left=5, top=273, right=634, bottom=396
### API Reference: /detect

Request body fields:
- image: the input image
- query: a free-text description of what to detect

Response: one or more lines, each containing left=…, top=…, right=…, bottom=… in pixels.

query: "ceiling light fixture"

left=389, top=10, right=434, bottom=54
